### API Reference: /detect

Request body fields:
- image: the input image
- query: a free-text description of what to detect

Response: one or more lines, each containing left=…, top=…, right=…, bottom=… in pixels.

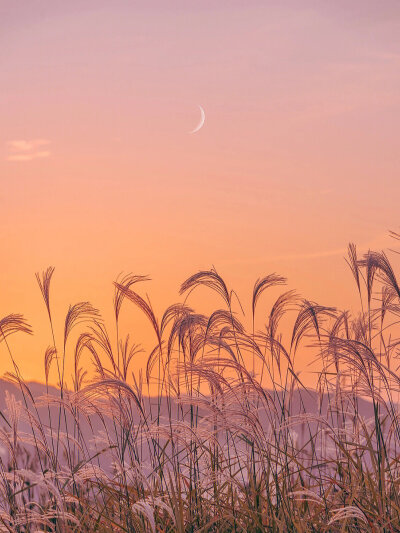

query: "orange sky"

left=1, top=1, right=400, bottom=384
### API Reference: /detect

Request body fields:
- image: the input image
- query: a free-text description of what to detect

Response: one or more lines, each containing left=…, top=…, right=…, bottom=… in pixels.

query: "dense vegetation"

left=1, top=241, right=400, bottom=531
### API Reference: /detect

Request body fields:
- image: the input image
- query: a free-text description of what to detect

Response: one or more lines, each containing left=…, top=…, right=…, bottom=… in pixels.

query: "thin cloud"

left=267, top=233, right=391, bottom=263
left=5, top=139, right=51, bottom=161
left=7, top=151, right=51, bottom=162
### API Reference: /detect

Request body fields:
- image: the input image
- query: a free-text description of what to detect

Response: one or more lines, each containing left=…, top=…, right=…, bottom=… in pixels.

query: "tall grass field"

left=1, top=241, right=400, bottom=532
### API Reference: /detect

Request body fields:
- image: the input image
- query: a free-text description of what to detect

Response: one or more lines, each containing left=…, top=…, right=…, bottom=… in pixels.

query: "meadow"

left=1, top=241, right=400, bottom=532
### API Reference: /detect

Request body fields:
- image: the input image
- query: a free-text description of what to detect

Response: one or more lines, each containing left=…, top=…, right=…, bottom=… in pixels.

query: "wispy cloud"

left=5, top=139, right=51, bottom=161
left=267, top=233, right=392, bottom=263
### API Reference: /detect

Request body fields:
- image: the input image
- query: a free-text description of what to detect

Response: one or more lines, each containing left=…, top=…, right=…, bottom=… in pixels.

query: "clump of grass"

left=1, top=240, right=400, bottom=531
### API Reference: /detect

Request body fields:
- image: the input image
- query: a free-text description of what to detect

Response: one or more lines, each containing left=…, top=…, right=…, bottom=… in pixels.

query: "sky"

left=1, top=1, right=400, bottom=383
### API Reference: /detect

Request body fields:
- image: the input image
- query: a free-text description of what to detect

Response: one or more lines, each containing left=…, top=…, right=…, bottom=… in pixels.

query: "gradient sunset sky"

left=1, top=1, right=400, bottom=382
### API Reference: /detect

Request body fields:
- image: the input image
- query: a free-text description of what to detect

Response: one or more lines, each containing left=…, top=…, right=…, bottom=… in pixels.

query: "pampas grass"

left=1, top=242, right=400, bottom=531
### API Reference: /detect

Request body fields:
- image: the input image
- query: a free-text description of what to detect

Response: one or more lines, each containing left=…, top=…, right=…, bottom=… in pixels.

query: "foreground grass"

left=1, top=242, right=400, bottom=531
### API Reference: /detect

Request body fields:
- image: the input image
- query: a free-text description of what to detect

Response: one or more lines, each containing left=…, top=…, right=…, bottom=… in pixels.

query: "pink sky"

left=1, top=1, right=400, bottom=382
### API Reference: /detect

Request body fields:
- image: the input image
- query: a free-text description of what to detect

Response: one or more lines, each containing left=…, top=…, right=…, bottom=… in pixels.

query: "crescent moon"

left=189, top=105, right=205, bottom=134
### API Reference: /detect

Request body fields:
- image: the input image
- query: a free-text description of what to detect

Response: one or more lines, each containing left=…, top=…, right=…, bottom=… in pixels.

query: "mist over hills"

left=0, top=378, right=379, bottom=467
